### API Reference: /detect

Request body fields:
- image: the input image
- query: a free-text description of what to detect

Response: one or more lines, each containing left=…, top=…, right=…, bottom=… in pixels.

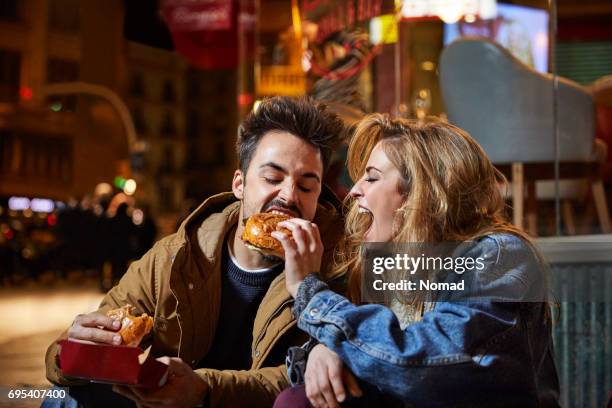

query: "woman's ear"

left=392, top=205, right=407, bottom=236
left=232, top=170, right=244, bottom=200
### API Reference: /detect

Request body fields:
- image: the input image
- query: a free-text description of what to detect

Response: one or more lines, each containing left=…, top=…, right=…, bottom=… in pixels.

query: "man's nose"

left=279, top=182, right=299, bottom=205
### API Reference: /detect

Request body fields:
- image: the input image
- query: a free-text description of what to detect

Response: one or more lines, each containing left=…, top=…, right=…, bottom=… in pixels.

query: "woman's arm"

left=274, top=221, right=547, bottom=403
left=291, top=235, right=546, bottom=403
left=295, top=283, right=522, bottom=400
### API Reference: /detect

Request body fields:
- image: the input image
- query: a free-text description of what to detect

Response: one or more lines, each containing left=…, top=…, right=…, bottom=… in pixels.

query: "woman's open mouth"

left=357, top=205, right=374, bottom=240
left=358, top=205, right=372, bottom=214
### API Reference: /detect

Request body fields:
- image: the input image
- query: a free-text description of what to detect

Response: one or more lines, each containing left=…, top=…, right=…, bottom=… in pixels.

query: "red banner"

left=161, top=0, right=255, bottom=70
left=162, top=0, right=233, bottom=31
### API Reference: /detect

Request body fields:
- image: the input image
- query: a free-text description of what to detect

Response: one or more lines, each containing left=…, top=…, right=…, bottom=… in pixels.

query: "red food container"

left=58, top=339, right=168, bottom=388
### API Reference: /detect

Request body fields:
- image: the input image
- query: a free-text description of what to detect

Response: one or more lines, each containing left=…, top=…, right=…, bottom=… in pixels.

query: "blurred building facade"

left=1, top=0, right=610, bottom=231
left=0, top=0, right=238, bottom=226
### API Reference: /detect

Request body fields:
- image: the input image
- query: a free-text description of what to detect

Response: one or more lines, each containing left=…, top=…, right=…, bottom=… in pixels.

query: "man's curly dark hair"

left=237, top=96, right=345, bottom=175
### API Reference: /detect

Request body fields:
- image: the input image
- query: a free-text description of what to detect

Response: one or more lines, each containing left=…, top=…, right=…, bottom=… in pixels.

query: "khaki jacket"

left=46, top=191, right=345, bottom=407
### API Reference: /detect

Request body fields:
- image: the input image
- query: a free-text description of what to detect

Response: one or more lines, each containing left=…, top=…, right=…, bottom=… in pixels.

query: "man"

left=44, top=97, right=346, bottom=407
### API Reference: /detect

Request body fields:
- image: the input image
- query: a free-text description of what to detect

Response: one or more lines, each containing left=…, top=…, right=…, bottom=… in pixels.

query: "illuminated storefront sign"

left=8, top=197, right=55, bottom=213
left=302, top=0, right=385, bottom=42
left=8, top=197, right=30, bottom=211
left=30, top=198, right=55, bottom=213
left=400, top=0, right=497, bottom=23
left=369, top=14, right=398, bottom=45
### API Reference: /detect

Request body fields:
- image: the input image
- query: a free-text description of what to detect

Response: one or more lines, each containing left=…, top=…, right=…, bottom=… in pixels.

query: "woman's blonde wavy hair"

left=335, top=113, right=532, bottom=306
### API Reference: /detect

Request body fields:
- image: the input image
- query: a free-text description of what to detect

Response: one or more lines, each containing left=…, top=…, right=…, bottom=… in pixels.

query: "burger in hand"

left=106, top=305, right=154, bottom=347
left=241, top=213, right=293, bottom=258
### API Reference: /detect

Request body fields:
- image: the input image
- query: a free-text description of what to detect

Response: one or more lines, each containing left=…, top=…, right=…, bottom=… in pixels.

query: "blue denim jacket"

left=293, top=233, right=560, bottom=407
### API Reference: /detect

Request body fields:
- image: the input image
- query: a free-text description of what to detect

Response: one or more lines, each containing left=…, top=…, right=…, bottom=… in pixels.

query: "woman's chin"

left=364, top=227, right=393, bottom=243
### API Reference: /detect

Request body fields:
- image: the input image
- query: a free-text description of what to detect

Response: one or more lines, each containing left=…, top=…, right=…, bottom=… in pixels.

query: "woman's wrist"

left=286, top=281, right=302, bottom=298
left=292, top=273, right=328, bottom=320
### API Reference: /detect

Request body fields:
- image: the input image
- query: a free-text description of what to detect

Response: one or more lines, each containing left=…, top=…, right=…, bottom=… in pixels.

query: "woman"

left=272, top=114, right=559, bottom=407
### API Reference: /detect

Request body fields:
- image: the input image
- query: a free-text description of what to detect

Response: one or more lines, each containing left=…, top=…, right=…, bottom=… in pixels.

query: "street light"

left=39, top=81, right=139, bottom=154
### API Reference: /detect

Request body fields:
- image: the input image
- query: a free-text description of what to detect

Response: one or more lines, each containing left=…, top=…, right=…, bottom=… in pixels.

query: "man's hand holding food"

left=68, top=306, right=208, bottom=406
left=67, top=312, right=123, bottom=345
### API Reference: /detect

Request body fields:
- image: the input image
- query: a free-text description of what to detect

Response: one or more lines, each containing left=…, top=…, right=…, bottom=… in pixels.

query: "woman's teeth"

left=358, top=207, right=372, bottom=214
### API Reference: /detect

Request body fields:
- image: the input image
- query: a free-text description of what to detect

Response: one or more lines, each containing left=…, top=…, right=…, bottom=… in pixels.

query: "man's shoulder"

left=179, top=192, right=240, bottom=234
left=152, top=231, right=187, bottom=256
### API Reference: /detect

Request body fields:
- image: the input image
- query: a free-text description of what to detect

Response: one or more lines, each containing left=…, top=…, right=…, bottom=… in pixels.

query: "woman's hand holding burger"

left=271, top=218, right=323, bottom=298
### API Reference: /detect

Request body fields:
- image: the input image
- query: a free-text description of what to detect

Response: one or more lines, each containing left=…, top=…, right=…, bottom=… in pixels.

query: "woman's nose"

left=349, top=180, right=363, bottom=198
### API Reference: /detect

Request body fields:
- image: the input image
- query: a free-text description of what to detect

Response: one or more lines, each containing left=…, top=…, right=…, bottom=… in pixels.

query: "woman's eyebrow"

left=366, top=166, right=383, bottom=174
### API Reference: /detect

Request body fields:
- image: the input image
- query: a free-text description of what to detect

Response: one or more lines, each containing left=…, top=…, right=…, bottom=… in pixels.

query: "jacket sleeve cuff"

left=295, top=290, right=351, bottom=341
left=292, top=273, right=328, bottom=320
left=286, top=338, right=319, bottom=386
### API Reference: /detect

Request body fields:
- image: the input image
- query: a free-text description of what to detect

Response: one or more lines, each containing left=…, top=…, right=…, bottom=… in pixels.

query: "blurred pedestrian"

left=108, top=202, right=136, bottom=283
left=79, top=194, right=99, bottom=275
left=92, top=196, right=112, bottom=291
left=54, top=197, right=81, bottom=276
left=0, top=224, right=14, bottom=285
left=134, top=205, right=157, bottom=258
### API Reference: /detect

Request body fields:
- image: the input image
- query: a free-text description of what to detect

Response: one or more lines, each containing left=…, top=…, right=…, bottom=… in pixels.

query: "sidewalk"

left=0, top=278, right=103, bottom=407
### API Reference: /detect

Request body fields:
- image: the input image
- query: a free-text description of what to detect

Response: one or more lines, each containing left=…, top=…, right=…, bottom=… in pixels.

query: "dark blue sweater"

left=198, top=245, right=283, bottom=370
